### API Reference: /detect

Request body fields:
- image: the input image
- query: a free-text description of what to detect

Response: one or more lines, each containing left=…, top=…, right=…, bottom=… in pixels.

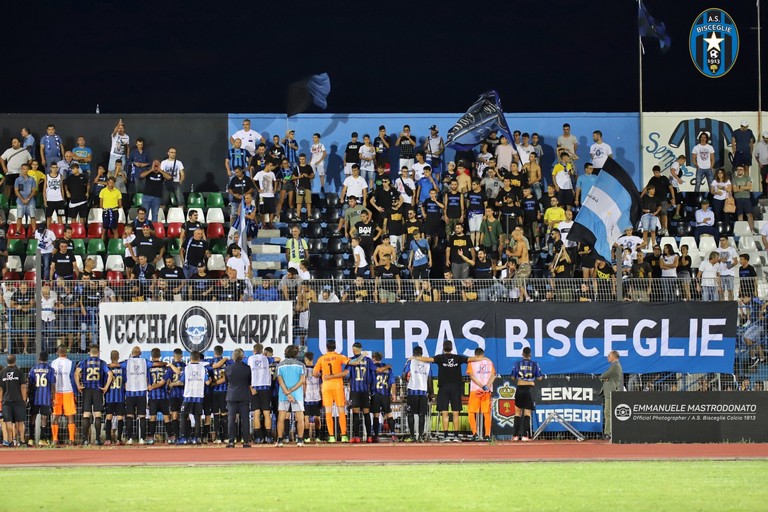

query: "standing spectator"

left=731, top=121, right=756, bottom=174
left=466, top=180, right=487, bottom=248
left=394, top=167, right=416, bottom=210
left=738, top=253, right=758, bottom=299
left=224, top=348, right=252, bottom=448
left=415, top=166, right=439, bottom=206
left=692, top=132, right=716, bottom=195
left=359, top=134, right=377, bottom=190
left=0, top=355, right=27, bottom=446
left=282, top=130, right=299, bottom=169
left=71, top=136, right=93, bottom=179
left=639, top=186, right=661, bottom=248
left=374, top=125, right=390, bottom=170
left=285, top=225, right=309, bottom=272
left=343, top=132, right=362, bottom=178
left=396, top=125, right=416, bottom=172
left=552, top=152, right=575, bottom=208
left=716, top=237, right=738, bottom=301
left=226, top=138, right=251, bottom=179
left=227, top=166, right=253, bottom=225
left=56, top=151, right=75, bottom=178
left=230, top=119, right=264, bottom=158
left=710, top=168, right=732, bottom=225
left=755, top=131, right=768, bottom=197
left=140, top=160, right=171, bottom=223
left=495, top=135, right=515, bottom=173
left=250, top=143, right=268, bottom=176
left=253, top=160, right=278, bottom=229
left=91, top=164, right=108, bottom=205
left=556, top=123, right=578, bottom=161
left=446, top=223, right=475, bottom=280
left=50, top=345, right=77, bottom=445
left=1, top=137, right=32, bottom=199
left=443, top=179, right=464, bottom=239
left=275, top=345, right=307, bottom=447
left=659, top=244, right=679, bottom=302
left=310, top=133, right=327, bottom=194
left=293, top=154, right=314, bottom=219
left=127, top=138, right=150, bottom=195
left=275, top=158, right=295, bottom=222
left=421, top=188, right=444, bottom=248
left=351, top=236, right=370, bottom=278
left=99, top=177, right=123, bottom=241
left=10, top=282, right=34, bottom=354
left=134, top=224, right=163, bottom=267
left=731, top=165, right=755, bottom=233
left=181, top=228, right=209, bottom=279
left=160, top=148, right=185, bottom=208
left=108, top=119, right=129, bottom=171
left=697, top=251, right=721, bottom=301
left=14, top=163, right=37, bottom=233
left=340, top=164, right=368, bottom=205
left=599, top=350, right=623, bottom=440
left=694, top=199, right=719, bottom=245
left=268, top=135, right=285, bottom=166
left=43, top=164, right=66, bottom=225
left=589, top=130, right=612, bottom=170
left=21, top=127, right=36, bottom=160
left=109, top=160, right=129, bottom=206
left=39, top=124, right=65, bottom=172
left=574, top=163, right=597, bottom=208
left=35, top=224, right=56, bottom=280
left=375, top=254, right=401, bottom=303
left=641, top=165, right=675, bottom=236
left=424, top=125, right=445, bottom=177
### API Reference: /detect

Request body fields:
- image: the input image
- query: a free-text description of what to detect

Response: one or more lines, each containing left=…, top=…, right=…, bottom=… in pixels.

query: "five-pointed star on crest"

left=704, top=33, right=724, bottom=52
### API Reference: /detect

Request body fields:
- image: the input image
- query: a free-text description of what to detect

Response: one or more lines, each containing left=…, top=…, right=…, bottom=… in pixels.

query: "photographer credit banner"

left=100, top=301, right=293, bottom=361
left=308, top=302, right=736, bottom=374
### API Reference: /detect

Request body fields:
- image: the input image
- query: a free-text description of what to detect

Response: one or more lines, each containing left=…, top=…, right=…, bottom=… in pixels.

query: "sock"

left=141, top=418, right=148, bottom=440
left=407, top=415, right=415, bottom=437
left=373, top=417, right=380, bottom=436
left=163, top=421, right=170, bottom=441
left=213, top=415, right=221, bottom=440
left=94, top=417, right=102, bottom=443
left=483, top=412, right=492, bottom=437
left=325, top=412, right=335, bottom=438
left=468, top=414, right=477, bottom=436
left=51, top=424, right=59, bottom=443
left=105, top=419, right=112, bottom=442
left=194, top=419, right=202, bottom=440
left=117, top=419, right=124, bottom=441
left=350, top=413, right=357, bottom=438
left=68, top=423, right=76, bottom=442
left=523, top=416, right=531, bottom=438
left=202, top=422, right=210, bottom=442
left=387, top=417, right=395, bottom=435
left=513, top=415, right=521, bottom=437
left=180, top=416, right=187, bottom=439
left=172, top=419, right=179, bottom=438
left=147, top=420, right=156, bottom=439
left=125, top=416, right=133, bottom=440
left=363, top=413, right=371, bottom=439
left=338, top=411, right=347, bottom=436
left=82, top=416, right=91, bottom=442
left=418, top=415, right=427, bottom=435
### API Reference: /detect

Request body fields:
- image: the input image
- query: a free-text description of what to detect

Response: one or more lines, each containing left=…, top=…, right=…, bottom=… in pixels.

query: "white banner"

left=99, top=301, right=293, bottom=360
left=641, top=111, right=764, bottom=192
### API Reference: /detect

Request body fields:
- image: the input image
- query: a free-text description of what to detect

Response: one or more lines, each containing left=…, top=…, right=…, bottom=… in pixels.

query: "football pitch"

left=3, top=460, right=765, bottom=511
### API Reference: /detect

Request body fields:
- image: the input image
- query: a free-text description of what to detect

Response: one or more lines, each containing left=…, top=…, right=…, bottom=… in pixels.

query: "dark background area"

left=0, top=1, right=764, bottom=114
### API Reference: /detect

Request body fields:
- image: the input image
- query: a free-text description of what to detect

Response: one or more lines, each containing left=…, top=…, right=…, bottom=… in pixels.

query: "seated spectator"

left=694, top=199, right=719, bottom=245
left=188, top=262, right=215, bottom=301
left=253, top=277, right=280, bottom=302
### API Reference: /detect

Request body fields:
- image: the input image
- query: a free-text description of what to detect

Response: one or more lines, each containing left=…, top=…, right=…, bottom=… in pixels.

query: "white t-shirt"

left=161, top=159, right=184, bottom=183
left=692, top=144, right=715, bottom=169
left=495, top=144, right=514, bottom=171
left=711, top=180, right=730, bottom=201
left=395, top=176, right=416, bottom=204
left=661, top=254, right=678, bottom=278
left=716, top=245, right=738, bottom=277
left=254, top=170, right=276, bottom=197
left=411, top=162, right=426, bottom=181
left=359, top=145, right=376, bottom=172
left=45, top=173, right=64, bottom=202
left=616, top=234, right=644, bottom=255
left=123, top=234, right=136, bottom=258
left=698, top=260, right=719, bottom=286
left=1, top=148, right=32, bottom=174
left=554, top=168, right=573, bottom=190
left=227, top=256, right=248, bottom=279
left=232, top=128, right=262, bottom=156
left=590, top=142, right=612, bottom=168
left=558, top=220, right=576, bottom=247
left=110, top=133, right=130, bottom=157
left=310, top=143, right=326, bottom=166
left=517, top=144, right=534, bottom=165
left=35, top=229, right=56, bottom=254
left=343, top=175, right=367, bottom=200
left=353, top=244, right=368, bottom=268
left=51, top=357, right=75, bottom=393
left=669, top=162, right=683, bottom=189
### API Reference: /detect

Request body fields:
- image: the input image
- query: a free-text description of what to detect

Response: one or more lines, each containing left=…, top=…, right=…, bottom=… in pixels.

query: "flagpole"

left=759, top=0, right=763, bottom=134
left=638, top=0, right=645, bottom=189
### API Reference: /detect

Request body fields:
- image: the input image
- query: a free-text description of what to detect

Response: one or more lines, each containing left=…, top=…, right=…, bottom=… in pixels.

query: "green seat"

left=107, top=238, right=125, bottom=255
left=0, top=194, right=8, bottom=209
left=210, top=239, right=228, bottom=255
left=8, top=239, right=26, bottom=255
left=26, top=239, right=39, bottom=256
left=87, top=239, right=106, bottom=255
left=206, top=192, right=224, bottom=208
left=167, top=238, right=181, bottom=255
left=187, top=192, right=204, bottom=208
left=169, top=193, right=178, bottom=207
left=132, top=193, right=144, bottom=208
left=72, top=239, right=86, bottom=256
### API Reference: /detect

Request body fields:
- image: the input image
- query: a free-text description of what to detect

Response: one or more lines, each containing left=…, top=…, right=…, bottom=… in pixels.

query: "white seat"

left=659, top=237, right=679, bottom=254
left=688, top=249, right=701, bottom=270
left=739, top=236, right=758, bottom=251
left=6, top=256, right=22, bottom=272
left=34, top=208, right=45, bottom=223
left=74, top=255, right=84, bottom=273
left=207, top=253, right=226, bottom=271
left=166, top=207, right=186, bottom=224
left=698, top=236, right=718, bottom=257
left=118, top=209, right=127, bottom=224
left=105, top=255, right=125, bottom=272
left=206, top=207, right=225, bottom=224
left=755, top=220, right=766, bottom=233
left=156, top=208, right=166, bottom=224
left=734, top=221, right=752, bottom=238
left=127, top=208, right=139, bottom=222
left=188, top=208, right=206, bottom=224
left=87, top=208, right=104, bottom=224
left=86, top=255, right=105, bottom=273
left=23, top=256, right=37, bottom=272
left=679, top=236, right=698, bottom=253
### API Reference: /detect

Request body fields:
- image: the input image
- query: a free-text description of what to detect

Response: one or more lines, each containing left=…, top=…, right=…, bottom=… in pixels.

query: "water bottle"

left=96, top=104, right=100, bottom=114
left=190, top=183, right=195, bottom=193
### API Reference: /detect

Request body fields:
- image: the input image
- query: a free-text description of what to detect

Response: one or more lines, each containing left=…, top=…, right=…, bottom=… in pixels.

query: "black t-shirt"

left=64, top=173, right=89, bottom=203
left=398, top=137, right=415, bottom=159
left=646, top=176, right=671, bottom=199
left=448, top=234, right=472, bottom=264
left=376, top=264, right=398, bottom=280
left=474, top=258, right=493, bottom=279
left=268, top=144, right=285, bottom=165
left=466, top=190, right=486, bottom=214
left=404, top=219, right=423, bottom=245
left=354, top=220, right=377, bottom=245
left=11, top=288, right=34, bottom=311
left=293, top=164, right=314, bottom=190
left=82, top=285, right=103, bottom=307
left=631, top=261, right=652, bottom=279
left=227, top=175, right=252, bottom=199
left=143, top=170, right=165, bottom=198
left=183, top=238, right=208, bottom=266
left=432, top=353, right=469, bottom=386
left=158, top=266, right=184, bottom=280
left=522, top=197, right=538, bottom=223
left=220, top=280, right=243, bottom=301
left=132, top=262, right=156, bottom=281
left=52, top=252, right=76, bottom=277
left=183, top=221, right=204, bottom=242
left=646, top=253, right=662, bottom=278
left=345, top=141, right=362, bottom=164
left=373, top=187, right=399, bottom=213
left=641, top=195, right=660, bottom=215
left=54, top=237, right=74, bottom=253
left=134, top=234, right=160, bottom=260
left=0, top=366, right=26, bottom=403
left=387, top=205, right=405, bottom=236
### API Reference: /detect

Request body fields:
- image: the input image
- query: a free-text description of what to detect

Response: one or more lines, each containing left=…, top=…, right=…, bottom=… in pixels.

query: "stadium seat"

left=206, top=192, right=224, bottom=208
left=207, top=254, right=226, bottom=271
left=87, top=239, right=106, bottom=255
left=153, top=222, right=166, bottom=239
left=308, top=209, right=323, bottom=222
left=74, top=255, right=84, bottom=272
left=327, top=238, right=348, bottom=254
left=107, top=270, right=124, bottom=284
left=3, top=271, right=21, bottom=281
left=70, top=223, right=86, bottom=239
left=325, top=208, right=342, bottom=223
left=132, top=193, right=144, bottom=208
left=688, top=249, right=702, bottom=270
left=7, top=239, right=26, bottom=255
left=87, top=208, right=104, bottom=224
left=49, top=223, right=64, bottom=238
left=206, top=208, right=225, bottom=224
left=155, top=208, right=167, bottom=224
left=6, top=224, right=26, bottom=239
left=105, top=255, right=125, bottom=272
left=87, top=223, right=104, bottom=239
left=187, top=193, right=205, bottom=208
left=325, top=193, right=340, bottom=208
left=23, top=254, right=36, bottom=272
left=167, top=238, right=181, bottom=255
left=187, top=207, right=205, bottom=224
left=207, top=223, right=225, bottom=239
left=87, top=255, right=105, bottom=274
left=678, top=236, right=698, bottom=253
left=739, top=236, right=758, bottom=252
left=25, top=239, right=38, bottom=256
left=118, top=208, right=127, bottom=225
left=127, top=208, right=139, bottom=222
left=23, top=270, right=37, bottom=281
left=306, top=223, right=324, bottom=238
left=0, top=194, right=8, bottom=209
left=6, top=255, right=22, bottom=272
left=308, top=238, right=325, bottom=253
left=698, top=236, right=717, bottom=257
left=72, top=239, right=86, bottom=256
left=734, top=221, right=752, bottom=238
left=166, top=223, right=183, bottom=238
left=166, top=207, right=186, bottom=224
left=658, top=237, right=679, bottom=254
left=210, top=239, right=228, bottom=255
left=108, top=238, right=125, bottom=255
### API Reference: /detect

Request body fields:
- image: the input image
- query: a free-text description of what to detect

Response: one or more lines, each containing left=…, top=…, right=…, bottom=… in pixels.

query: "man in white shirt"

left=395, top=167, right=416, bottom=207
left=696, top=251, right=721, bottom=302
left=589, top=130, right=612, bottom=170
left=310, top=133, right=327, bottom=194
left=692, top=132, right=715, bottom=194
left=694, top=199, right=719, bottom=245
left=754, top=131, right=768, bottom=197
left=254, top=163, right=278, bottom=228
left=108, top=119, right=130, bottom=171
left=557, top=209, right=576, bottom=248
left=668, top=155, right=686, bottom=218
left=340, top=164, right=368, bottom=205
left=1, top=137, right=33, bottom=196
left=716, top=237, right=738, bottom=301
left=160, top=148, right=185, bottom=208
left=230, top=119, right=264, bottom=157
left=494, top=135, right=515, bottom=172
left=516, top=132, right=535, bottom=167
left=556, top=123, right=578, bottom=160
left=423, top=125, right=445, bottom=176
left=615, top=227, right=646, bottom=259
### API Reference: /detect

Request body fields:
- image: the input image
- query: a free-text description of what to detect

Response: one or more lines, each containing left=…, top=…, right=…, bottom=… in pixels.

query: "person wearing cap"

left=396, top=124, right=416, bottom=172
left=692, top=132, right=715, bottom=195
left=755, top=130, right=768, bottom=197
left=731, top=120, right=755, bottom=174
left=424, top=125, right=445, bottom=177
left=694, top=198, right=719, bottom=245
left=343, top=132, right=362, bottom=177
left=341, top=163, right=368, bottom=205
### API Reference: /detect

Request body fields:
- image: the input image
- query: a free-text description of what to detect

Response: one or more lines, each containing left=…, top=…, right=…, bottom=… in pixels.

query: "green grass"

left=3, top=461, right=765, bottom=511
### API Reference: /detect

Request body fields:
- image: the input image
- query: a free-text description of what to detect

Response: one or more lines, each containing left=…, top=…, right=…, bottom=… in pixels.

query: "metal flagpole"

left=638, top=0, right=645, bottom=180
left=759, top=0, right=763, bottom=134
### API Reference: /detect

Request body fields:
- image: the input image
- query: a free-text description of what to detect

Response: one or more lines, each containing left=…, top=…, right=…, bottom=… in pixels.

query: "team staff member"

left=511, top=347, right=543, bottom=442
left=50, top=345, right=78, bottom=445
left=74, top=345, right=112, bottom=446
left=28, top=352, right=56, bottom=446
left=313, top=340, right=349, bottom=443
left=225, top=348, right=252, bottom=448
left=0, top=355, right=27, bottom=446
left=466, top=348, right=495, bottom=441
left=600, top=350, right=623, bottom=440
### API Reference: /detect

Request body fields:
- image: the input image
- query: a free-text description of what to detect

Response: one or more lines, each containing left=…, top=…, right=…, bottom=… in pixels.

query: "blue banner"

left=308, top=302, right=737, bottom=375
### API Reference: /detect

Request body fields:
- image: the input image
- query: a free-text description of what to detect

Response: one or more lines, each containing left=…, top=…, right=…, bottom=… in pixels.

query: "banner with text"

left=308, top=302, right=736, bottom=374
left=532, top=376, right=604, bottom=433
left=100, top=301, right=293, bottom=361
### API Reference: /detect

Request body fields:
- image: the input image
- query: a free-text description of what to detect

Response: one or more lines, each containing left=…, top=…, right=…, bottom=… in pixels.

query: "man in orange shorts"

left=50, top=345, right=78, bottom=445
left=467, top=347, right=495, bottom=442
left=313, top=340, right=349, bottom=443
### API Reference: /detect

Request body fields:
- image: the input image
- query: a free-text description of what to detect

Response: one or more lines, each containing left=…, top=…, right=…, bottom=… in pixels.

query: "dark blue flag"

left=445, top=91, right=516, bottom=151
left=638, top=1, right=671, bottom=52
left=286, top=73, right=331, bottom=117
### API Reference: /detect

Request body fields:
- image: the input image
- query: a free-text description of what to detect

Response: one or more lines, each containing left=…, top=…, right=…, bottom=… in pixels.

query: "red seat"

left=49, top=223, right=65, bottom=238
left=153, top=222, right=166, bottom=239
left=107, top=270, right=124, bottom=284
left=206, top=222, right=225, bottom=239
left=70, top=223, right=86, bottom=239
left=166, top=223, right=182, bottom=239
left=27, top=225, right=39, bottom=238
left=117, top=224, right=125, bottom=237
left=7, top=224, right=27, bottom=239
left=87, top=223, right=104, bottom=239
left=23, top=271, right=37, bottom=282
left=3, top=271, right=21, bottom=281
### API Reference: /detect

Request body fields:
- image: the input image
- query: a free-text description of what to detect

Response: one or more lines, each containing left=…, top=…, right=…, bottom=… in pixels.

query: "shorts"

left=125, top=395, right=147, bottom=416
left=735, top=197, right=753, bottom=216
left=720, top=275, right=734, bottom=291
left=251, top=389, right=273, bottom=411
left=202, top=393, right=213, bottom=415
left=16, top=197, right=36, bottom=218
left=581, top=252, right=597, bottom=271
left=213, top=392, right=227, bottom=414
left=321, top=387, right=346, bottom=408
left=514, top=385, right=536, bottom=411
left=82, top=388, right=104, bottom=414
left=148, top=399, right=170, bottom=417
left=278, top=400, right=305, bottom=412
left=344, top=163, right=354, bottom=176
left=349, top=391, right=370, bottom=409
left=53, top=392, right=76, bottom=416
left=312, top=163, right=325, bottom=177
left=2, top=402, right=26, bottom=423
left=30, top=404, right=52, bottom=417
left=406, top=394, right=429, bottom=415
left=12, top=313, right=33, bottom=332
left=467, top=391, right=491, bottom=414
left=304, top=402, right=322, bottom=417
left=169, top=397, right=183, bottom=413
left=468, top=212, right=483, bottom=232
left=45, top=200, right=67, bottom=218
left=261, top=197, right=276, bottom=214
left=180, top=400, right=203, bottom=418
left=658, top=200, right=669, bottom=217
left=105, top=402, right=127, bottom=416
left=411, top=264, right=429, bottom=280
left=371, top=394, right=392, bottom=415
left=733, top=151, right=752, bottom=167
left=103, top=208, right=119, bottom=230
left=436, top=383, right=463, bottom=412
left=296, top=188, right=312, bottom=206
left=280, top=181, right=295, bottom=192
left=745, top=323, right=764, bottom=341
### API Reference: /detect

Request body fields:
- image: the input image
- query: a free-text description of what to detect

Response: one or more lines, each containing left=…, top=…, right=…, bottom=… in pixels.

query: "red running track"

left=1, top=441, right=767, bottom=467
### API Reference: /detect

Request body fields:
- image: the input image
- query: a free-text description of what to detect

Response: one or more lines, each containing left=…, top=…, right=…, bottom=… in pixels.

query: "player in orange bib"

left=313, top=340, right=349, bottom=442
left=467, top=347, right=495, bottom=441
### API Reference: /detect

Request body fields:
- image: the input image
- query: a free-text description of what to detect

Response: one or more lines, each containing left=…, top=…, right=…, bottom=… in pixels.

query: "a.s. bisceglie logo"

left=492, top=381, right=517, bottom=427
left=689, top=8, right=739, bottom=78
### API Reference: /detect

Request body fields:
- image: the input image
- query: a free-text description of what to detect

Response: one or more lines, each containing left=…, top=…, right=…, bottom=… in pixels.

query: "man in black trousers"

left=225, top=348, right=252, bottom=448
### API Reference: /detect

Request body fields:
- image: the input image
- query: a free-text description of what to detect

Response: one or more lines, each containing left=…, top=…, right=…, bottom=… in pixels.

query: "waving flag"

left=445, top=91, right=515, bottom=151
left=638, top=1, right=671, bottom=52
left=569, top=158, right=641, bottom=262
left=286, top=73, right=331, bottom=117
